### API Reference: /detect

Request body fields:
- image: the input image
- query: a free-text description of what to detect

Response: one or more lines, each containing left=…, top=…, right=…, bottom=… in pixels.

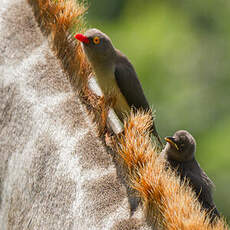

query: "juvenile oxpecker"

left=162, top=130, right=220, bottom=222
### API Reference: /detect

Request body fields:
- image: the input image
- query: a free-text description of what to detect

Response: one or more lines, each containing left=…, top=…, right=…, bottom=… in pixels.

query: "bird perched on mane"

left=161, top=130, right=220, bottom=222
left=75, top=28, right=162, bottom=146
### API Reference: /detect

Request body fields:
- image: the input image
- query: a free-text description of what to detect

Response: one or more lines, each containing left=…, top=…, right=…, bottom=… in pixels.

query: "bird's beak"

left=74, top=33, right=90, bottom=44
left=164, top=136, right=179, bottom=150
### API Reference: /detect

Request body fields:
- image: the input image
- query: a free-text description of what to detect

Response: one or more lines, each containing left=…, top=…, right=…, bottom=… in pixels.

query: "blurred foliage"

left=85, top=0, right=230, bottom=223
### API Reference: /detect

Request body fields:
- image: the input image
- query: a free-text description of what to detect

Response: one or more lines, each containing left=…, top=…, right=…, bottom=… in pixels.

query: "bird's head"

left=164, top=130, right=196, bottom=162
left=75, top=28, right=116, bottom=69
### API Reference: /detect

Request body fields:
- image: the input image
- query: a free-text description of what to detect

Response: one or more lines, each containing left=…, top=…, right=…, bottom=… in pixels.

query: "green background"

left=83, top=0, right=230, bottom=223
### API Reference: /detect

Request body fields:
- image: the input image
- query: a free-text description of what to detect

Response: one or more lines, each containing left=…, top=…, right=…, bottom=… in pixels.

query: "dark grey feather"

left=166, top=153, right=220, bottom=222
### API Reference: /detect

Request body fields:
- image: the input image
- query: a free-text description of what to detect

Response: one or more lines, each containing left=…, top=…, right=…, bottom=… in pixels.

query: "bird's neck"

left=93, top=64, right=116, bottom=92
left=93, top=61, right=114, bottom=75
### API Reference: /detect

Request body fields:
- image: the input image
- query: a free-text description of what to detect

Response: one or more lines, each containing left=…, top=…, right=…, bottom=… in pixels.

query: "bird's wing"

left=114, top=50, right=163, bottom=146
left=185, top=169, right=220, bottom=219
left=114, top=50, right=149, bottom=110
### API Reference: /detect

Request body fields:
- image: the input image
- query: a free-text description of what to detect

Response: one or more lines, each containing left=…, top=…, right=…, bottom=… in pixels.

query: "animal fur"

left=0, top=0, right=228, bottom=229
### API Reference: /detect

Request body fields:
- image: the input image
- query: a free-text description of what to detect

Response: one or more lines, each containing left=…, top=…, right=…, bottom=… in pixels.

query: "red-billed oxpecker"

left=75, top=28, right=162, bottom=146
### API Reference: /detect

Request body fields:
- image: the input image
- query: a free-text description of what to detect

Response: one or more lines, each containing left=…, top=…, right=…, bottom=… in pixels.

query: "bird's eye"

left=93, top=36, right=100, bottom=45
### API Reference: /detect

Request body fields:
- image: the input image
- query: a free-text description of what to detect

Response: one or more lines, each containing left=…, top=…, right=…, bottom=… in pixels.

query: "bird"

left=75, top=28, right=162, bottom=146
left=161, top=130, right=220, bottom=222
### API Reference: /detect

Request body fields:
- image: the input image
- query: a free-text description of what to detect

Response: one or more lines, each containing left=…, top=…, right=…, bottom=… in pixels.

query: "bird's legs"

left=81, top=81, right=117, bottom=137
left=97, top=96, right=108, bottom=135
left=97, top=94, right=116, bottom=136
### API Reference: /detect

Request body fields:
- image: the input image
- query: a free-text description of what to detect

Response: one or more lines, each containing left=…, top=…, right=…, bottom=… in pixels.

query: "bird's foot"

left=82, top=86, right=101, bottom=110
left=97, top=94, right=117, bottom=136
left=97, top=96, right=109, bottom=136
left=105, top=131, right=117, bottom=149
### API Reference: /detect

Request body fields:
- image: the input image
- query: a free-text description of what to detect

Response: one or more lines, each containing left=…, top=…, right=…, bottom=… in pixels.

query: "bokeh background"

left=83, top=0, right=230, bottom=223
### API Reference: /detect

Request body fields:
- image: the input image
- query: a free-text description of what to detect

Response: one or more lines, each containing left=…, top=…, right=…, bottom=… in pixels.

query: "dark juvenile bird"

left=161, top=130, right=220, bottom=222
left=75, top=29, right=162, bottom=146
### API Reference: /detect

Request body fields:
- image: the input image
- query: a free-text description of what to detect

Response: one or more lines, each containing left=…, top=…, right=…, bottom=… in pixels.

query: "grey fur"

left=161, top=130, right=220, bottom=222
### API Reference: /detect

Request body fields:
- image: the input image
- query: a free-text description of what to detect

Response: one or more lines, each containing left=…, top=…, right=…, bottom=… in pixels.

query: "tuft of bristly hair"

left=116, top=110, right=228, bottom=230
left=116, top=110, right=154, bottom=173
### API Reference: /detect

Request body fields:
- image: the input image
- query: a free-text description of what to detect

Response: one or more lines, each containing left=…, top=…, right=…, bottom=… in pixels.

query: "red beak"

left=74, top=33, right=90, bottom=44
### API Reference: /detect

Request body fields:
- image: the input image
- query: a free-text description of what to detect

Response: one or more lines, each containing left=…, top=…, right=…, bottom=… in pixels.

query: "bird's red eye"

left=93, top=36, right=100, bottom=45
